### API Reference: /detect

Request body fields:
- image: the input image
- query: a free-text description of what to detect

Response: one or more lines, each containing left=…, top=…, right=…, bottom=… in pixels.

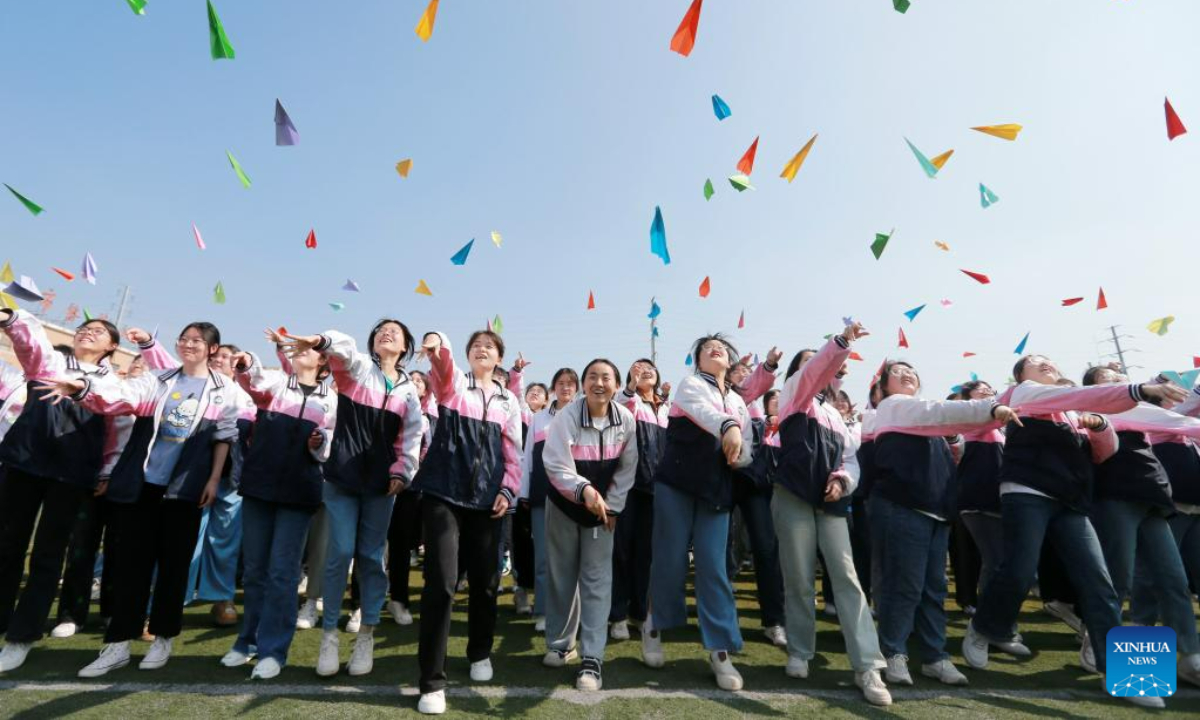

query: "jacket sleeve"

left=873, top=395, right=999, bottom=437
left=1172, top=386, right=1200, bottom=419
left=0, top=360, right=25, bottom=402
left=136, top=338, right=181, bottom=371
left=839, top=423, right=862, bottom=494
left=275, top=344, right=294, bottom=375
left=235, top=352, right=287, bottom=408
left=213, top=388, right=239, bottom=443
left=778, top=336, right=851, bottom=422
left=605, top=411, right=640, bottom=515
left=672, top=375, right=743, bottom=440
left=310, top=428, right=333, bottom=464
left=389, top=389, right=424, bottom=484
left=518, top=414, right=535, bottom=500
left=738, top=361, right=778, bottom=406
left=1083, top=413, right=1118, bottom=463
left=499, top=393, right=523, bottom=504
left=425, top=332, right=463, bottom=405
left=74, top=372, right=159, bottom=416
left=99, top=415, right=134, bottom=478
left=314, top=330, right=373, bottom=385
left=0, top=309, right=66, bottom=381
left=1009, top=381, right=1143, bottom=416
left=1109, top=402, right=1200, bottom=441
left=543, top=408, right=587, bottom=504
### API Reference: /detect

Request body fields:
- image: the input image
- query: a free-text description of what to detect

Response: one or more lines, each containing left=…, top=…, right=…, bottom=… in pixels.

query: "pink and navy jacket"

left=1147, top=386, right=1200, bottom=506
left=313, top=330, right=423, bottom=495
left=1098, top=402, right=1200, bottom=511
left=776, top=336, right=854, bottom=513
left=519, top=401, right=563, bottom=507
left=873, top=394, right=1000, bottom=519
left=411, top=333, right=522, bottom=510
left=998, top=381, right=1143, bottom=513
left=72, top=366, right=240, bottom=504
left=655, top=371, right=752, bottom=510
left=737, top=361, right=778, bottom=420
left=615, top=388, right=669, bottom=495
left=542, top=396, right=638, bottom=528
left=854, top=408, right=878, bottom=499
left=956, top=426, right=1005, bottom=514
left=0, top=359, right=26, bottom=445
left=234, top=352, right=338, bottom=509
left=0, top=309, right=118, bottom=489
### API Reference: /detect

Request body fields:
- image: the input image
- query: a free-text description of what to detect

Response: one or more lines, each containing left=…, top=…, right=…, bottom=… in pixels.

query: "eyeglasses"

left=177, top=336, right=208, bottom=347
left=699, top=342, right=727, bottom=354
left=887, top=366, right=916, bottom=377
left=74, top=327, right=109, bottom=338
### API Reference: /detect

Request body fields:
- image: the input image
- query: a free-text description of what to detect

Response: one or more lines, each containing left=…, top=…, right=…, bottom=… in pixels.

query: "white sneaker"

left=90, top=578, right=102, bottom=601
left=51, top=622, right=78, bottom=639
left=641, top=627, right=664, bottom=668
left=823, top=603, right=838, bottom=619
left=610, top=620, right=630, bottom=641
left=297, top=574, right=308, bottom=595
left=418, top=690, right=446, bottom=715
left=921, top=659, right=968, bottom=686
left=139, top=637, right=173, bottom=670
left=764, top=625, right=787, bottom=648
left=296, top=598, right=318, bottom=630
left=470, top=657, right=493, bottom=682
left=543, top=648, right=577, bottom=667
left=514, top=588, right=532, bottom=616
left=884, top=655, right=913, bottom=686
left=221, top=648, right=252, bottom=667
left=78, top=642, right=130, bottom=678
left=1179, top=653, right=1200, bottom=688
left=785, top=655, right=809, bottom=679
left=345, top=607, right=362, bottom=634
left=388, top=600, right=413, bottom=626
left=1079, top=630, right=1097, bottom=674
left=990, top=634, right=1031, bottom=658
left=709, top=650, right=743, bottom=691
left=534, top=616, right=546, bottom=633
left=962, top=622, right=990, bottom=669
left=0, top=642, right=32, bottom=672
left=576, top=657, right=602, bottom=691
left=855, top=669, right=893, bottom=707
left=251, top=657, right=281, bottom=680
left=347, top=632, right=374, bottom=676
left=316, top=631, right=340, bottom=677
left=1044, top=600, right=1084, bottom=636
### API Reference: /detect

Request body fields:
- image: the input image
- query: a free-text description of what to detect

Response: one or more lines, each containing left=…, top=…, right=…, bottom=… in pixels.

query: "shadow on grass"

left=10, top=690, right=135, bottom=720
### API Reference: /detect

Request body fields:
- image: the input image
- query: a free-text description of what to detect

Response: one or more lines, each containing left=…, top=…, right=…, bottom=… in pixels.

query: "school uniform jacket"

left=655, top=371, right=752, bottom=510
left=1097, top=402, right=1200, bottom=512
left=1147, top=386, right=1200, bottom=506
left=72, top=367, right=240, bottom=504
left=957, top=427, right=1005, bottom=514
left=411, top=333, right=522, bottom=510
left=854, top=408, right=878, bottom=500
left=614, top=389, right=669, bottom=495
left=234, top=352, right=338, bottom=509
left=997, top=381, right=1142, bottom=513
left=775, top=336, right=855, bottom=514
left=313, top=330, right=423, bottom=495
left=543, top=396, right=638, bottom=528
left=519, top=402, right=563, bottom=507
left=0, top=309, right=120, bottom=488
left=872, top=395, right=1000, bottom=520
left=0, top=360, right=26, bottom=445
left=737, top=361, right=778, bottom=421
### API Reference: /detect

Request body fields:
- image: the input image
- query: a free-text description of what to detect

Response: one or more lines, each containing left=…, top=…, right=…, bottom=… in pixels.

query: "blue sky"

left=2, top=1, right=1198, bottom=397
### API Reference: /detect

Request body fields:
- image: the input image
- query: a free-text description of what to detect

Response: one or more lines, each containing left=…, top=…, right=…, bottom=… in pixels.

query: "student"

left=521, top=368, right=579, bottom=635
left=386, top=368, right=433, bottom=627
left=869, top=360, right=1020, bottom=689
left=961, top=354, right=1184, bottom=708
left=856, top=383, right=884, bottom=606
left=772, top=324, right=891, bottom=706
left=643, top=333, right=752, bottom=692
left=279, top=320, right=423, bottom=677
left=726, top=350, right=787, bottom=648
left=609, top=359, right=667, bottom=641
left=0, top=307, right=120, bottom=672
left=37, top=321, right=239, bottom=677
left=0, top=359, right=25, bottom=445
left=512, top=381, right=548, bottom=616
left=413, top=330, right=522, bottom=716
left=542, top=359, right=638, bottom=691
left=1080, top=365, right=1200, bottom=688
left=218, top=334, right=338, bottom=679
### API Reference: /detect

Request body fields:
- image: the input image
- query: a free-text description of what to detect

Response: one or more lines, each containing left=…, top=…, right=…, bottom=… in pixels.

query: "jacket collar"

left=696, top=371, right=730, bottom=393
left=578, top=396, right=622, bottom=429
left=465, top=372, right=509, bottom=400
left=287, top=373, right=333, bottom=397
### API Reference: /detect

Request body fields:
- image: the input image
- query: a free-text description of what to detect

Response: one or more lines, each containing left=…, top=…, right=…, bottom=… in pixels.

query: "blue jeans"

left=648, top=482, right=742, bottom=652
left=869, top=495, right=950, bottom=663
left=1091, top=499, right=1199, bottom=654
left=1131, top=512, right=1200, bottom=627
left=233, top=497, right=314, bottom=664
left=973, top=492, right=1120, bottom=671
left=321, top=482, right=395, bottom=630
left=186, top=476, right=243, bottom=604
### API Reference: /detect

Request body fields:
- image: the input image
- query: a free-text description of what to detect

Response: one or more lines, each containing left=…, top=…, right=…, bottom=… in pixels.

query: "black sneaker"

left=576, top=656, right=602, bottom=691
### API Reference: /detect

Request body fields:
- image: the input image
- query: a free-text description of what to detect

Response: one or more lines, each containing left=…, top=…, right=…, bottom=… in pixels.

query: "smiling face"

left=73, top=321, right=118, bottom=360
left=1090, top=367, right=1125, bottom=385
left=1019, top=355, right=1061, bottom=385
left=372, top=321, right=407, bottom=359
left=411, top=372, right=427, bottom=399
left=583, top=361, right=619, bottom=407
left=209, top=346, right=235, bottom=377
left=729, top=362, right=751, bottom=386
left=697, top=339, right=732, bottom=376
left=629, top=360, right=658, bottom=394
left=467, top=333, right=501, bottom=377
left=553, top=374, right=578, bottom=407
left=883, top=363, right=920, bottom=397
left=525, top=385, right=548, bottom=413
left=967, top=382, right=995, bottom=400
left=177, top=327, right=217, bottom=366
left=291, top=346, right=326, bottom=375
left=833, top=394, right=851, bottom=417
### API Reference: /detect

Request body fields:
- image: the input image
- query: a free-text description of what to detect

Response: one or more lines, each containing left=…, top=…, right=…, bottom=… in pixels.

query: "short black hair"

left=691, top=333, right=738, bottom=372
left=625, top=358, right=661, bottom=395
left=368, top=319, right=415, bottom=369
left=466, top=329, right=505, bottom=361
left=180, top=322, right=221, bottom=357
left=785, top=348, right=819, bottom=381
left=879, top=361, right=918, bottom=398
left=582, top=358, right=621, bottom=383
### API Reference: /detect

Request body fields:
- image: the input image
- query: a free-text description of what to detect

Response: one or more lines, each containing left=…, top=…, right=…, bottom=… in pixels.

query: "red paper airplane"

left=960, top=269, right=990, bottom=284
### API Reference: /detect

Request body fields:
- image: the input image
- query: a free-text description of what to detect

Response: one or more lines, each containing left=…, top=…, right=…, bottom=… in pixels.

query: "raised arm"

left=422, top=332, right=463, bottom=404
left=779, top=336, right=852, bottom=421
left=71, top=372, right=159, bottom=416
left=738, top=352, right=779, bottom=405
left=1009, top=381, right=1146, bottom=416
left=0, top=308, right=66, bottom=380
left=1109, top=402, right=1200, bottom=441
left=232, top=351, right=288, bottom=408
left=313, top=330, right=373, bottom=381
left=873, top=395, right=1002, bottom=438
left=127, top=327, right=180, bottom=371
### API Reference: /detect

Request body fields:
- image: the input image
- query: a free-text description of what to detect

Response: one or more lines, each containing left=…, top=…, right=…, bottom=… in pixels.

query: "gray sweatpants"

left=544, top=501, right=613, bottom=660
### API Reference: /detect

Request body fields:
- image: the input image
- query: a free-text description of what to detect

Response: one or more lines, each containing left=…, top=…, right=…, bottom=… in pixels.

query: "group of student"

left=0, top=306, right=1198, bottom=714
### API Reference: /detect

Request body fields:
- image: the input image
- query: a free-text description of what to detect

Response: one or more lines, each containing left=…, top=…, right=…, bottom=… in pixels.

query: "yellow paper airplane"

left=415, top=0, right=438, bottom=41
left=780, top=133, right=818, bottom=183
left=930, top=149, right=954, bottom=170
left=491, top=231, right=502, bottom=248
left=415, top=279, right=433, bottom=296
left=972, top=124, right=1023, bottom=141
left=395, top=159, right=412, bottom=177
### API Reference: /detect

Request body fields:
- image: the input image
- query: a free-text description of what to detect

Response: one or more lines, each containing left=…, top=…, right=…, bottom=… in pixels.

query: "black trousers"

left=57, top=494, right=114, bottom=627
left=105, top=483, right=203, bottom=643
left=387, top=490, right=423, bottom=607
left=610, top=489, right=654, bottom=623
left=848, top=496, right=873, bottom=605
left=511, top=502, right=534, bottom=592
left=0, top=468, right=91, bottom=643
left=726, top=480, right=786, bottom=627
left=950, top=517, right=982, bottom=610
left=417, top=495, right=501, bottom=694
left=1038, top=536, right=1079, bottom=606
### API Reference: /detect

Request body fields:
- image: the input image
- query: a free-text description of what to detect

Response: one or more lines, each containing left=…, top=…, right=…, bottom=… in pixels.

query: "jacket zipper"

left=470, top=383, right=495, bottom=494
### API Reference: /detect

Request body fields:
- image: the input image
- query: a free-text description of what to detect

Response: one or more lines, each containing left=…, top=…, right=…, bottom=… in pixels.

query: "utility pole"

left=1099, top=325, right=1141, bottom=375
left=114, top=284, right=132, bottom=329
left=650, top=317, right=657, bottom=366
